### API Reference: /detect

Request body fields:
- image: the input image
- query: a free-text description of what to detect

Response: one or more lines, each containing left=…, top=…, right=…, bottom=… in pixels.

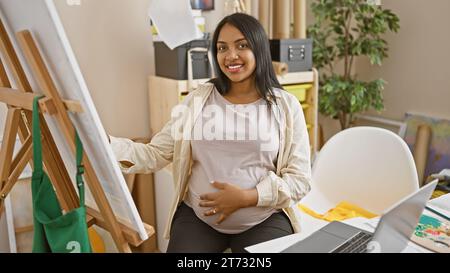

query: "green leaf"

left=351, top=95, right=356, bottom=106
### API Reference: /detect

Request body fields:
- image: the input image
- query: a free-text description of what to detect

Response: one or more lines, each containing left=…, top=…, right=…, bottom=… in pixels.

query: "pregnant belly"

left=187, top=191, right=276, bottom=234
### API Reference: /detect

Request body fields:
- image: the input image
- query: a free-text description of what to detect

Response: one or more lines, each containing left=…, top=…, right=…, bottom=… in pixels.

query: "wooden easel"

left=0, top=19, right=154, bottom=253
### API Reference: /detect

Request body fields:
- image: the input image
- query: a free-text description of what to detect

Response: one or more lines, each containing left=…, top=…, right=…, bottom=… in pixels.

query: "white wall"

left=318, top=0, right=450, bottom=141
left=357, top=0, right=450, bottom=121
left=54, top=0, right=154, bottom=138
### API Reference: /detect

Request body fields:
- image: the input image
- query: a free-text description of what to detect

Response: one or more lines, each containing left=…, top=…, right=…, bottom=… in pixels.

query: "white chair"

left=300, top=126, right=419, bottom=215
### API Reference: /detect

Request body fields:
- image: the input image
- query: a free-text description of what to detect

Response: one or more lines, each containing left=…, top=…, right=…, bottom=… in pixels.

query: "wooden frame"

left=0, top=19, right=153, bottom=252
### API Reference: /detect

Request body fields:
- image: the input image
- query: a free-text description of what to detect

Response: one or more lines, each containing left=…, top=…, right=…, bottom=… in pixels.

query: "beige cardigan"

left=111, top=83, right=312, bottom=239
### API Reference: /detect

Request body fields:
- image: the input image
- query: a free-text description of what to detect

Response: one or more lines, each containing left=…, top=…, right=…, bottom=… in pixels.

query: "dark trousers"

left=167, top=202, right=294, bottom=253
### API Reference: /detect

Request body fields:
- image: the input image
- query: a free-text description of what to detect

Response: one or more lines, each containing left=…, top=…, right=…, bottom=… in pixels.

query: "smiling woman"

left=210, top=13, right=282, bottom=106
left=110, top=13, right=312, bottom=253
left=216, top=27, right=256, bottom=85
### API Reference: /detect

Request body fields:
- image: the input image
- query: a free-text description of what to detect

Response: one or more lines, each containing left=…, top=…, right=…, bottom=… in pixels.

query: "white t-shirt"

left=185, top=88, right=280, bottom=234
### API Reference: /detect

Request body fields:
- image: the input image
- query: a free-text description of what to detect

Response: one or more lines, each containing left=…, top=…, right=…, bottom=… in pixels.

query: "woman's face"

left=216, top=23, right=256, bottom=84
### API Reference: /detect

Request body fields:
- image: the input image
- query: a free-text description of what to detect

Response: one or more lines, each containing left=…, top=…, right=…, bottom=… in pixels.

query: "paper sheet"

left=148, top=0, right=202, bottom=49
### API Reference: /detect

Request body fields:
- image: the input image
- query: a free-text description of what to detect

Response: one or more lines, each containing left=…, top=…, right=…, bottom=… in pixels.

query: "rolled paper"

left=273, top=0, right=290, bottom=39
left=258, top=0, right=271, bottom=37
left=293, top=0, right=307, bottom=39
left=272, top=61, right=289, bottom=76
left=413, top=124, right=432, bottom=186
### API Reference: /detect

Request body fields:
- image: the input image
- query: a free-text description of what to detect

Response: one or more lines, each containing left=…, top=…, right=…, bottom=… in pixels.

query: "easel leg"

left=0, top=108, right=21, bottom=216
left=0, top=139, right=32, bottom=198
left=0, top=109, right=21, bottom=190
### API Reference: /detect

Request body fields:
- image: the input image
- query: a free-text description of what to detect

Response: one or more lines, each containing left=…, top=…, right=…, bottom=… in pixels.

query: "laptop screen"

left=369, top=180, right=438, bottom=253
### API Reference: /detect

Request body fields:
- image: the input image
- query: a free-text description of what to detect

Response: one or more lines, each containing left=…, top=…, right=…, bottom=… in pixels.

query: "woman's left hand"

left=200, top=181, right=258, bottom=225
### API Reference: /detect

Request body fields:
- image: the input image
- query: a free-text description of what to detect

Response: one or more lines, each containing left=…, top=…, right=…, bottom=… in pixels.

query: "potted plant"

left=308, top=0, right=400, bottom=129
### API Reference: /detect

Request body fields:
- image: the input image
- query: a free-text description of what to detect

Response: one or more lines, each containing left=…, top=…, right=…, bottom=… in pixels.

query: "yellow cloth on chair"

left=298, top=201, right=378, bottom=222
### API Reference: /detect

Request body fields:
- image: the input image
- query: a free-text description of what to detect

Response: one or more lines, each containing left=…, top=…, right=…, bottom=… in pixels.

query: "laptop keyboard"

left=332, top=232, right=373, bottom=253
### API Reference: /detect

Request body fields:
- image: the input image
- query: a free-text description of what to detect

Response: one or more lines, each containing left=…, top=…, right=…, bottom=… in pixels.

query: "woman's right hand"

left=107, top=134, right=132, bottom=167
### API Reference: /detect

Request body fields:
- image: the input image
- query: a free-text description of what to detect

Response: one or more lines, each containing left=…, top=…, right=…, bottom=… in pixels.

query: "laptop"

left=281, top=180, right=438, bottom=253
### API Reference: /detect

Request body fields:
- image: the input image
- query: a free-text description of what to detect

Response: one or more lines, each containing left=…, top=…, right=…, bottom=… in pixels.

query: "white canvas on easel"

left=0, top=0, right=147, bottom=240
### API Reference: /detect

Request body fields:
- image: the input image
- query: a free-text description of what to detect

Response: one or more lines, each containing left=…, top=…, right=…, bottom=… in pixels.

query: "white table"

left=245, top=193, right=449, bottom=253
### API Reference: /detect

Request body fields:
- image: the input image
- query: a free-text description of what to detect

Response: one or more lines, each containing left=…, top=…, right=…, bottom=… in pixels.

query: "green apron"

left=31, top=96, right=92, bottom=253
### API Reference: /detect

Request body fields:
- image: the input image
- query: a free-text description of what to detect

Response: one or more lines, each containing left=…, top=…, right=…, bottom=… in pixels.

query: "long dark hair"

left=209, top=13, right=282, bottom=106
